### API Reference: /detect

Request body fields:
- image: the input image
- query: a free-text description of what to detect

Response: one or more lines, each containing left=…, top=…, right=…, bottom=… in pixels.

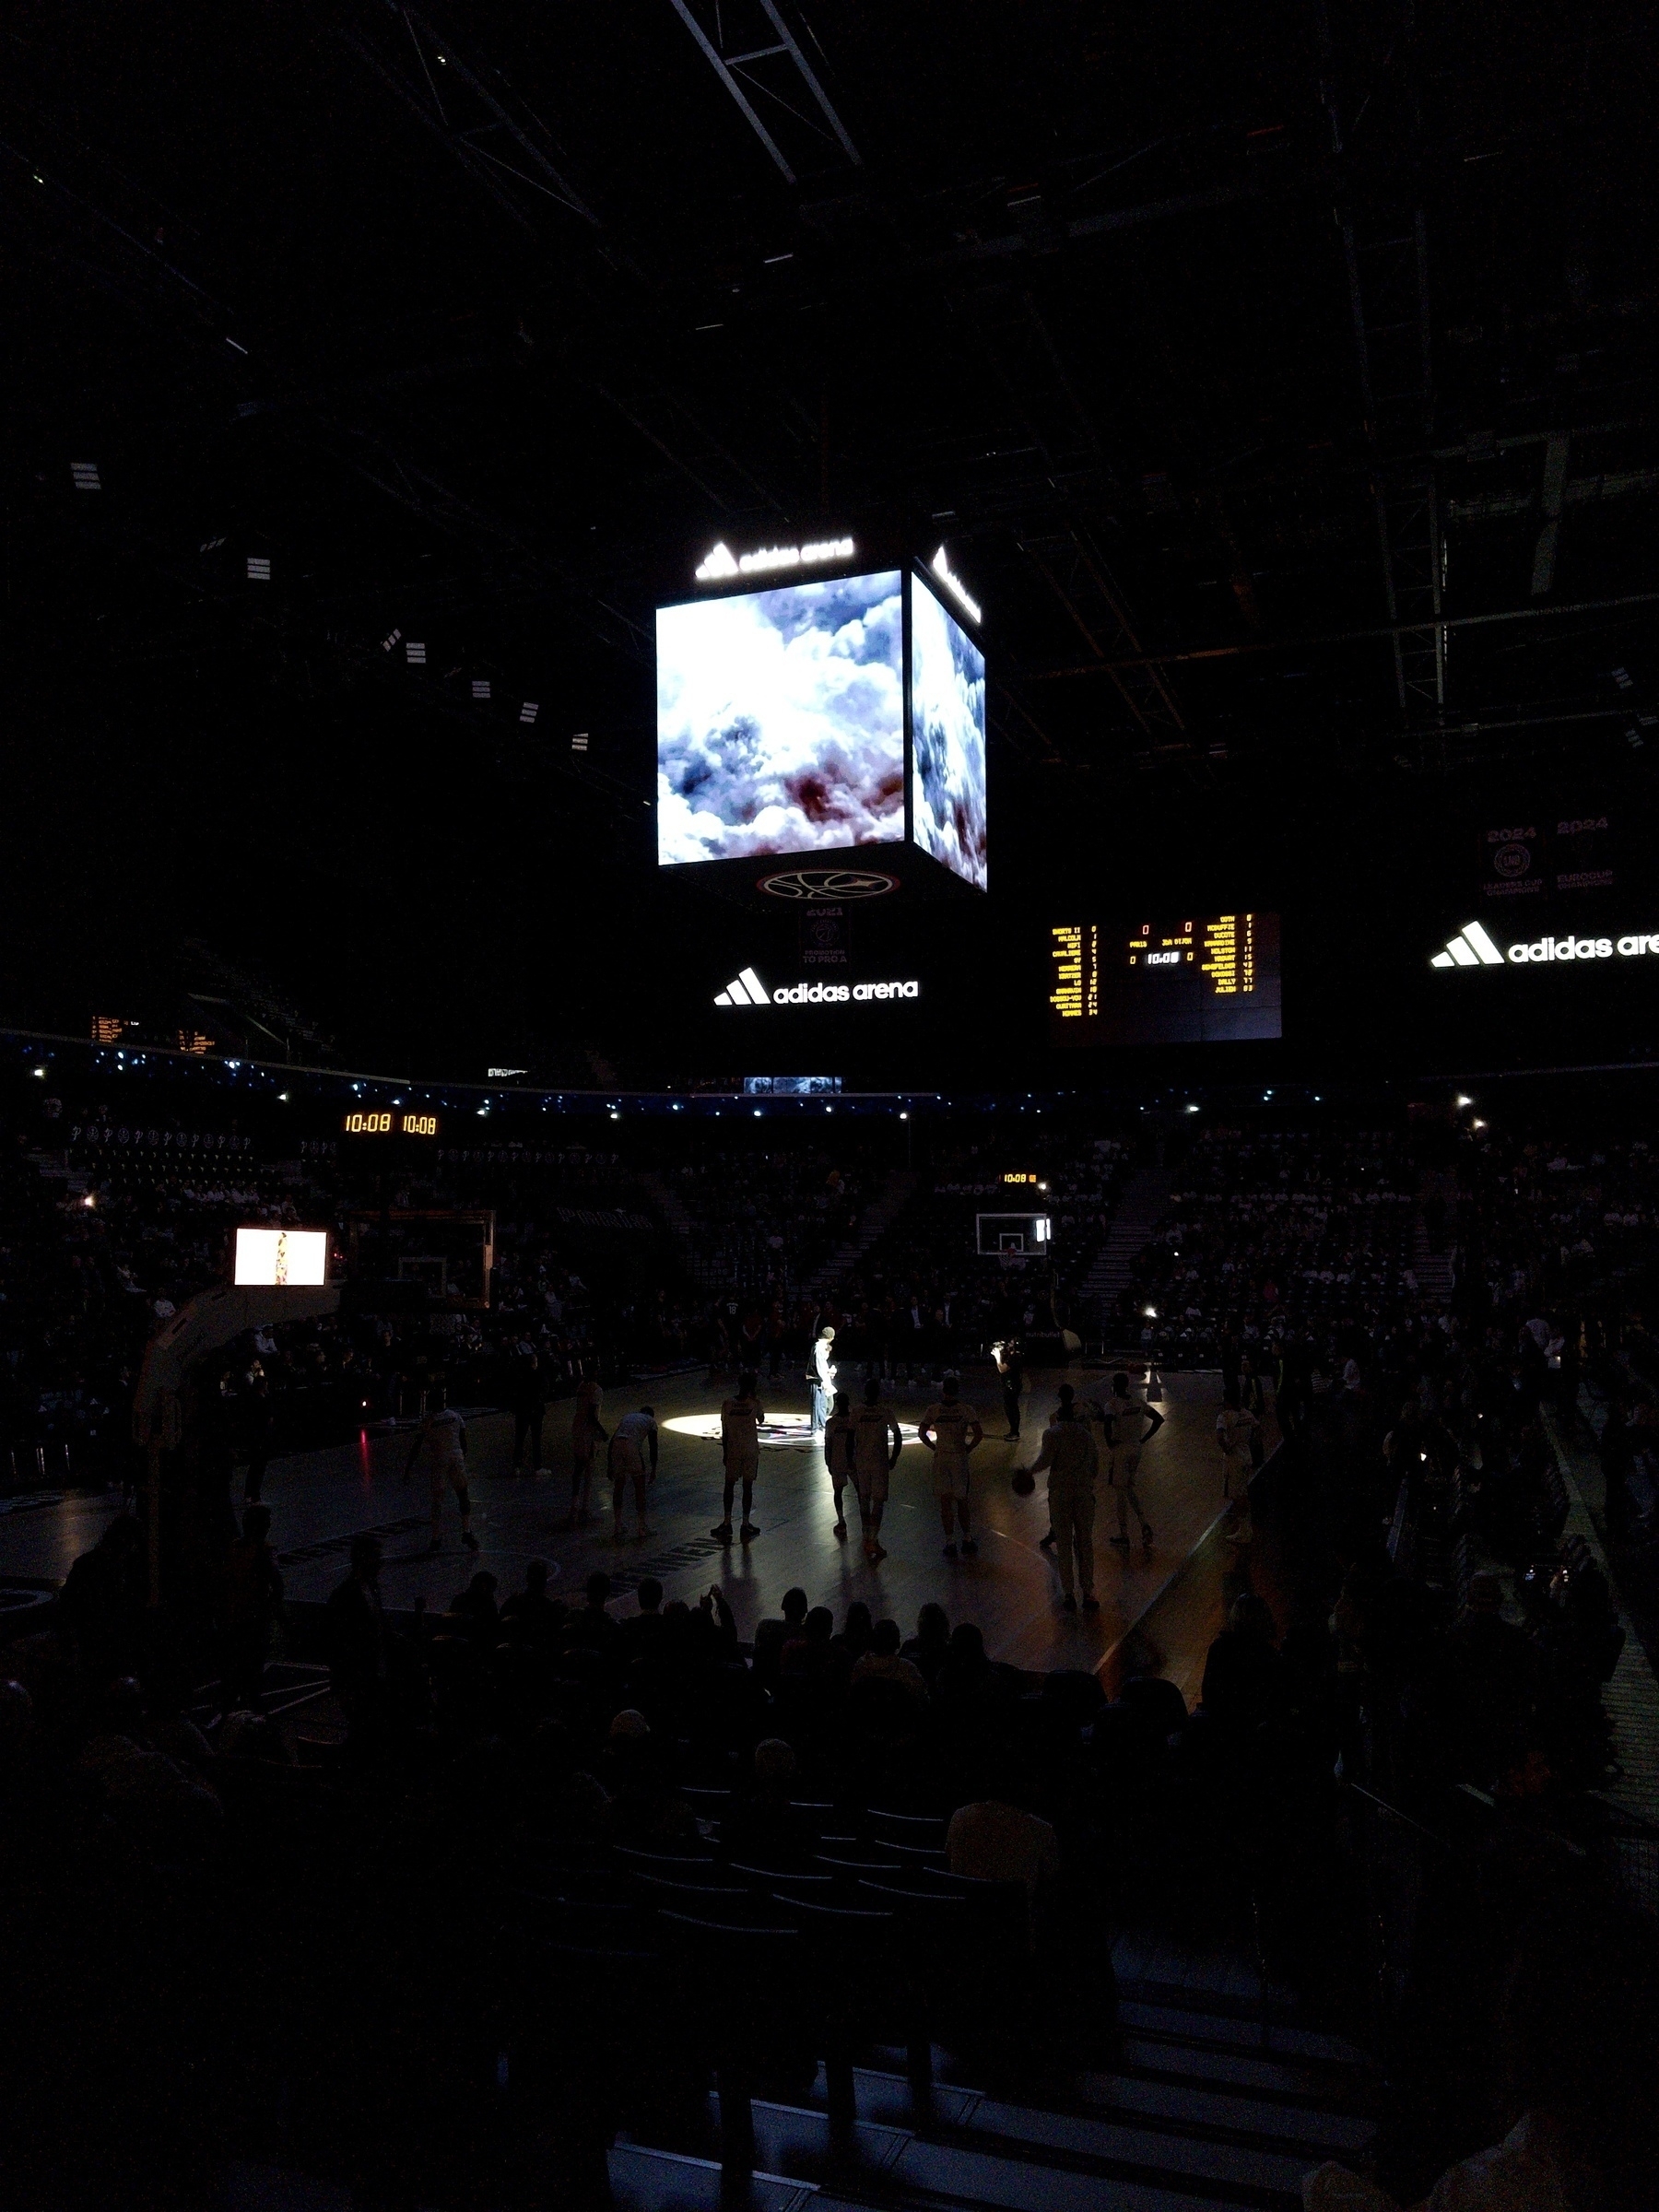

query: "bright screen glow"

left=657, top=571, right=904, bottom=866
left=909, top=573, right=987, bottom=890
left=234, top=1228, right=328, bottom=1287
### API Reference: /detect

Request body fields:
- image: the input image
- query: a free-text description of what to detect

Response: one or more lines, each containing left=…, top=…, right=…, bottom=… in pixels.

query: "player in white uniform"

left=851, top=1377, right=903, bottom=1564
left=918, top=1372, right=984, bottom=1559
left=607, top=1406, right=659, bottom=1543
left=406, top=1386, right=478, bottom=1554
left=712, top=1372, right=766, bottom=1544
left=1103, top=1370, right=1161, bottom=1551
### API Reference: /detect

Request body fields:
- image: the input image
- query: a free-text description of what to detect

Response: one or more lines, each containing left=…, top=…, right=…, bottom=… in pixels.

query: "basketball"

left=1010, top=1467, right=1036, bottom=1497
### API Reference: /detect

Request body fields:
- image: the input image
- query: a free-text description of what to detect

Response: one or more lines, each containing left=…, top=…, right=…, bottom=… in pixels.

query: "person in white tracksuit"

left=811, top=1325, right=838, bottom=1437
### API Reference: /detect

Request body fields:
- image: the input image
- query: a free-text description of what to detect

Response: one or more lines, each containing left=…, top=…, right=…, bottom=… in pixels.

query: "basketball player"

left=823, top=1388, right=855, bottom=1539
left=1104, top=1370, right=1161, bottom=1550
left=811, top=1324, right=838, bottom=1436
left=1020, top=1383, right=1099, bottom=1612
left=851, top=1376, right=903, bottom=1564
left=570, top=1363, right=606, bottom=1526
left=993, top=1337, right=1026, bottom=1441
left=1217, top=1383, right=1260, bottom=1542
left=608, top=1405, right=659, bottom=1543
left=406, top=1382, right=478, bottom=1554
left=918, top=1372, right=984, bottom=1558
left=712, top=1371, right=766, bottom=1543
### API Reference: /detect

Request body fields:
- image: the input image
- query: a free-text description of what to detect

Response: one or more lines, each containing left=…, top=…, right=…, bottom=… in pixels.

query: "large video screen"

left=909, top=572, right=987, bottom=890
left=1048, top=913, right=1283, bottom=1044
left=656, top=571, right=904, bottom=866
left=234, top=1227, right=328, bottom=1287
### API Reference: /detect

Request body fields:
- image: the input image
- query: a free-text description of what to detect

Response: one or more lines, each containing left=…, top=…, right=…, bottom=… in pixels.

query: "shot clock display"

left=1048, top=912, right=1282, bottom=1045
left=343, top=1110, right=441, bottom=1137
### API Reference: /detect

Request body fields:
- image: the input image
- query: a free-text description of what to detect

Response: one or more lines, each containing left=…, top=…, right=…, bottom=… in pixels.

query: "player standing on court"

left=852, top=1377, right=903, bottom=1564
left=570, top=1363, right=606, bottom=1527
left=918, top=1372, right=984, bottom=1559
left=823, top=1388, right=855, bottom=1539
left=712, top=1371, right=766, bottom=1544
left=406, top=1382, right=478, bottom=1555
left=608, top=1405, right=659, bottom=1544
left=1021, top=1383, right=1100, bottom=1612
left=1104, top=1370, right=1161, bottom=1551
left=1217, top=1383, right=1260, bottom=1543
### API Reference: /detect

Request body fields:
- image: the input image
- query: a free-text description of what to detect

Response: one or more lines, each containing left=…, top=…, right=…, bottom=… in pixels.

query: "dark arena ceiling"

left=3, top=2, right=1656, bottom=1075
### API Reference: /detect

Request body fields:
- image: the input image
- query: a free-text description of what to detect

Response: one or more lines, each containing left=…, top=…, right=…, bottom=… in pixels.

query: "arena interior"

left=4, top=7, right=1659, bottom=2210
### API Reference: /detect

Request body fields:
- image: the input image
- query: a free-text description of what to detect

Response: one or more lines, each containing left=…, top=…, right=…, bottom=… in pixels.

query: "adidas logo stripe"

left=714, top=968, right=771, bottom=1007
left=1430, top=922, right=1505, bottom=970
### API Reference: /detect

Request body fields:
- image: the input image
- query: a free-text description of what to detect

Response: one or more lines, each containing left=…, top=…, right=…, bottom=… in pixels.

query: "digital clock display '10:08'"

left=343, top=1111, right=440, bottom=1136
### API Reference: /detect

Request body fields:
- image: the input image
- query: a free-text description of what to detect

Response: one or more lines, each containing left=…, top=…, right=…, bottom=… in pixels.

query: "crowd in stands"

left=794, top=1133, right=1130, bottom=1375
left=1121, top=1127, right=1422, bottom=1363
left=2, top=1066, right=1137, bottom=1482
left=3, top=1083, right=1659, bottom=2205
left=5, top=1394, right=1655, bottom=2205
left=0, top=1106, right=683, bottom=1485
left=668, top=1140, right=878, bottom=1300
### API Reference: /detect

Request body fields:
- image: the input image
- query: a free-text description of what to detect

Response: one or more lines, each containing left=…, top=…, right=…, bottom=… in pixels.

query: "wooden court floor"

left=0, top=1366, right=1274, bottom=1687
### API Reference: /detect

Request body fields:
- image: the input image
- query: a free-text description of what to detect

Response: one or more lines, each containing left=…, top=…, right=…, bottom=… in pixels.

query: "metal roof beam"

left=666, top=0, right=861, bottom=183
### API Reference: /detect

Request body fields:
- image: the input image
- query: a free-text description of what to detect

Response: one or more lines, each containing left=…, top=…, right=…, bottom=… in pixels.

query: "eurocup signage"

left=1430, top=921, right=1659, bottom=971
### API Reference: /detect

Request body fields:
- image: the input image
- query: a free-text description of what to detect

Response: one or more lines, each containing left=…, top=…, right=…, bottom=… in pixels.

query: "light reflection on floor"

left=661, top=1410, right=923, bottom=1450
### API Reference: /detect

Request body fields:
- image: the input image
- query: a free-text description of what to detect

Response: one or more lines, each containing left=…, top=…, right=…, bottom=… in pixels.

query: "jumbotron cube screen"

left=1049, top=912, right=1283, bottom=1044
left=656, top=571, right=904, bottom=866
left=909, top=571, right=988, bottom=890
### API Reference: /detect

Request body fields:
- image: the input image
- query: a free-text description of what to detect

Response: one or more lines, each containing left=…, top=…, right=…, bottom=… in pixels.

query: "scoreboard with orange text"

left=1047, top=912, right=1282, bottom=1045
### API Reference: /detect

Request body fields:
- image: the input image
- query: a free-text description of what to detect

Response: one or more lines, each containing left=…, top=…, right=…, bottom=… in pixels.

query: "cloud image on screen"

left=909, top=573, right=987, bottom=890
left=657, top=571, right=904, bottom=866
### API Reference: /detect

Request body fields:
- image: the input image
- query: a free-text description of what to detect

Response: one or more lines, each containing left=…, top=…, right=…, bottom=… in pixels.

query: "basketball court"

left=0, top=1366, right=1273, bottom=1693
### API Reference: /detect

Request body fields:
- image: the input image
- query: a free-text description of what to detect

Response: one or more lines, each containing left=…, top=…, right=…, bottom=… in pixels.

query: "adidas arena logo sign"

left=1430, top=923, right=1506, bottom=969
left=1430, top=923, right=1659, bottom=971
left=714, top=968, right=921, bottom=1008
